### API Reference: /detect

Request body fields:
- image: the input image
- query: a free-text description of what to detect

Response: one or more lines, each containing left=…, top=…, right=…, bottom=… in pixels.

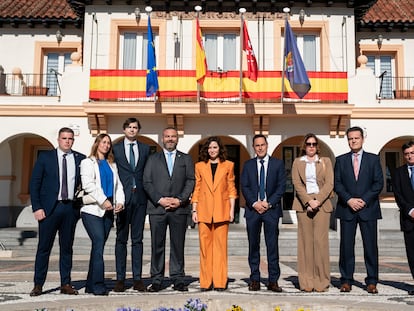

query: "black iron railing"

left=0, top=73, right=61, bottom=97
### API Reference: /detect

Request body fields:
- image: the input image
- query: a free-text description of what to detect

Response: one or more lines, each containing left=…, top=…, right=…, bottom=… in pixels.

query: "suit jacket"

left=143, top=150, right=195, bottom=215
left=80, top=157, right=125, bottom=218
left=392, top=165, right=414, bottom=232
left=113, top=140, right=150, bottom=205
left=241, top=156, right=286, bottom=219
left=291, top=156, right=334, bottom=213
left=192, top=160, right=238, bottom=223
left=334, top=151, right=384, bottom=221
left=30, top=149, right=85, bottom=216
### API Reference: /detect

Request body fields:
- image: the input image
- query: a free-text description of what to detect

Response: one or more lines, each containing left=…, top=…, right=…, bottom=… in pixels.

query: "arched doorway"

left=188, top=136, right=250, bottom=224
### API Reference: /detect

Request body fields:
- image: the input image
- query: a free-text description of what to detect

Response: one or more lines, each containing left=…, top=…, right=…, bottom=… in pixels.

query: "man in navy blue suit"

left=335, top=126, right=383, bottom=294
left=29, top=127, right=85, bottom=296
left=241, top=134, right=286, bottom=292
left=112, top=117, right=150, bottom=292
left=392, top=140, right=414, bottom=295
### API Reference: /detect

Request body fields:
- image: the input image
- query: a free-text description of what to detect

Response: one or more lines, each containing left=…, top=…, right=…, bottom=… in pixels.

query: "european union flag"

left=146, top=15, right=159, bottom=97
left=284, top=20, right=311, bottom=99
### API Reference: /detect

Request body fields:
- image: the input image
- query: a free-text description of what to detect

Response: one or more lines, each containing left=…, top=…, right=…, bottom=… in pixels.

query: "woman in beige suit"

left=191, top=136, right=237, bottom=291
left=291, top=133, right=334, bottom=292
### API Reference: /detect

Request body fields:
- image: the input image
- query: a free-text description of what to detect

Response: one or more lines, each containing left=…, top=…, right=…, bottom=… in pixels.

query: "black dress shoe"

left=148, top=283, right=162, bottom=292
left=248, top=280, right=260, bottom=291
left=173, top=283, right=188, bottom=292
left=200, top=284, right=213, bottom=292
left=113, top=280, right=125, bottom=292
left=30, top=285, right=43, bottom=297
left=133, top=280, right=147, bottom=292
left=214, top=287, right=226, bottom=292
left=408, top=289, right=414, bottom=295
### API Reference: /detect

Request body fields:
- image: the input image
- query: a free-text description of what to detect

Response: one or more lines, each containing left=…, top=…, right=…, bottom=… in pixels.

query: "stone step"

left=0, top=226, right=406, bottom=258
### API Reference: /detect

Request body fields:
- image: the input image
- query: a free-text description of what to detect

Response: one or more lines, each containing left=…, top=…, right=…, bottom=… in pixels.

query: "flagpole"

left=281, top=7, right=290, bottom=104
left=239, top=8, right=246, bottom=104
left=195, top=5, right=202, bottom=104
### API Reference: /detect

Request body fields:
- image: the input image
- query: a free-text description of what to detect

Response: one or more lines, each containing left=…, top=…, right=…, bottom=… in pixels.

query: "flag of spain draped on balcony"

left=284, top=19, right=311, bottom=99
left=196, top=18, right=208, bottom=85
left=146, top=15, right=159, bottom=97
left=242, top=21, right=258, bottom=82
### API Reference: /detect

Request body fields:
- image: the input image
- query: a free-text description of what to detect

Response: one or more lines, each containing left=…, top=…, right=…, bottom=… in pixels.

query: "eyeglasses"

left=305, top=142, right=318, bottom=147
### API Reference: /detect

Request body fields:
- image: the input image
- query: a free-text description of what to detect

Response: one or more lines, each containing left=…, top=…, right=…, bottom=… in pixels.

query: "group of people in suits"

left=28, top=122, right=414, bottom=297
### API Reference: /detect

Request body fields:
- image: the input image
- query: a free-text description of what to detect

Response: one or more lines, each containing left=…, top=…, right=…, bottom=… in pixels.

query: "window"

left=282, top=32, right=320, bottom=71
left=45, top=52, right=72, bottom=96
left=367, top=55, right=394, bottom=99
left=119, top=31, right=158, bottom=70
left=204, top=33, right=239, bottom=72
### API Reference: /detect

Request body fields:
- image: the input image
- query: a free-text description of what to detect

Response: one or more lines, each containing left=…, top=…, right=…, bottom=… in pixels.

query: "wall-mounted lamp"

left=299, top=9, right=305, bottom=26
left=134, top=7, right=141, bottom=22
left=377, top=34, right=383, bottom=50
left=56, top=30, right=63, bottom=44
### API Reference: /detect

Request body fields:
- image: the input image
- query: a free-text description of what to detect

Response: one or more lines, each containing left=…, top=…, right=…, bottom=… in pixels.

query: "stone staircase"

left=0, top=223, right=406, bottom=258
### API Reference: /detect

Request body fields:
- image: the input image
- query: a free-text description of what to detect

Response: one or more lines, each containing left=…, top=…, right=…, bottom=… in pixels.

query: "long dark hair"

left=199, top=136, right=227, bottom=163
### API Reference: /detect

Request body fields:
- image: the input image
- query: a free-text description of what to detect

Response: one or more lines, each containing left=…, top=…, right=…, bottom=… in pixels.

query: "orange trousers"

left=198, top=222, right=229, bottom=289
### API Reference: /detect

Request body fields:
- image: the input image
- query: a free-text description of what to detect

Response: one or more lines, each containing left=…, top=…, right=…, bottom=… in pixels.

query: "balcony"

left=0, top=73, right=61, bottom=97
left=377, top=76, right=414, bottom=100
left=89, top=70, right=348, bottom=104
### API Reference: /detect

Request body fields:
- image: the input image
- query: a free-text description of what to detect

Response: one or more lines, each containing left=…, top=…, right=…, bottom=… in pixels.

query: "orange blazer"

left=192, top=160, right=238, bottom=223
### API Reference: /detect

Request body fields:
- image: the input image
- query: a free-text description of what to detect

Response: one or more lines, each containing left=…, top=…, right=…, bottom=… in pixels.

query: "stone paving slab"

left=1, top=255, right=414, bottom=311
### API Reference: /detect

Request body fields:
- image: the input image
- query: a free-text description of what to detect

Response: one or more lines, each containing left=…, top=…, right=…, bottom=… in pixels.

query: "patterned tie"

left=353, top=153, right=359, bottom=180
left=259, top=159, right=265, bottom=200
left=61, top=153, right=68, bottom=200
left=167, top=152, right=173, bottom=176
left=410, top=166, right=414, bottom=190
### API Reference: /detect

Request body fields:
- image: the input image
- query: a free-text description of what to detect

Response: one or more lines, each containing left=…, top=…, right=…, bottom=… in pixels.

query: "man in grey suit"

left=143, top=127, right=195, bottom=292
left=334, top=126, right=383, bottom=294
left=112, top=117, right=150, bottom=292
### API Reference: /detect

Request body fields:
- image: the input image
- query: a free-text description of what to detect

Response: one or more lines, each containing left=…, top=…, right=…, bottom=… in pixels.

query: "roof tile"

left=363, top=0, right=414, bottom=23
left=0, top=0, right=78, bottom=20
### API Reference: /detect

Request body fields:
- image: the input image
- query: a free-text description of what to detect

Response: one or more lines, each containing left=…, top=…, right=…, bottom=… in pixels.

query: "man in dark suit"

left=241, top=134, right=286, bottom=292
left=29, top=127, right=85, bottom=296
left=112, top=117, right=150, bottom=292
left=143, top=127, right=195, bottom=292
left=334, top=126, right=383, bottom=294
left=391, top=140, right=414, bottom=295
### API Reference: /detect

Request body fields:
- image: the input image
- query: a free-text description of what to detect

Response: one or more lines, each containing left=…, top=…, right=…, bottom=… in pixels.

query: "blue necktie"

left=167, top=152, right=173, bottom=176
left=410, top=166, right=414, bottom=190
left=259, top=159, right=265, bottom=200
left=129, top=143, right=136, bottom=188
left=61, top=153, right=68, bottom=200
left=129, top=143, right=135, bottom=171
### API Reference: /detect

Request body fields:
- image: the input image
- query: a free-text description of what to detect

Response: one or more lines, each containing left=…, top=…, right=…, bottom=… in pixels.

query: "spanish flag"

left=196, top=18, right=208, bottom=85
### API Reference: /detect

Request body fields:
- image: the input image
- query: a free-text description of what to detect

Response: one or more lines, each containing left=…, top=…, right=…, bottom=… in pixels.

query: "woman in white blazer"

left=80, top=134, right=125, bottom=295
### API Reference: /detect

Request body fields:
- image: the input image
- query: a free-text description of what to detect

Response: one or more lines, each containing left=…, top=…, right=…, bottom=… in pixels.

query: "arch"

left=0, top=133, right=53, bottom=227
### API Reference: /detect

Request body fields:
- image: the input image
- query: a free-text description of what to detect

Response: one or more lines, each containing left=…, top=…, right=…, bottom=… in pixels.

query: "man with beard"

left=143, top=127, right=195, bottom=292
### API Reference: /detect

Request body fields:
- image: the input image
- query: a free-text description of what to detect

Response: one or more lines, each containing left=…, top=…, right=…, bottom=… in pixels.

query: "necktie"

left=129, top=143, right=136, bottom=171
left=167, top=152, right=173, bottom=176
left=61, top=153, right=68, bottom=200
left=129, top=143, right=136, bottom=188
left=410, top=167, right=414, bottom=190
left=259, top=159, right=265, bottom=200
left=353, top=153, right=359, bottom=180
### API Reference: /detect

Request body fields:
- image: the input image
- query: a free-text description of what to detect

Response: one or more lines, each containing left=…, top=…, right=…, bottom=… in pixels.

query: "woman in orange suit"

left=191, top=136, right=237, bottom=291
